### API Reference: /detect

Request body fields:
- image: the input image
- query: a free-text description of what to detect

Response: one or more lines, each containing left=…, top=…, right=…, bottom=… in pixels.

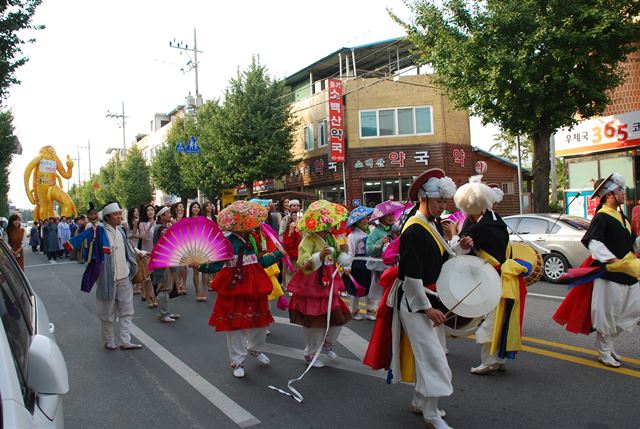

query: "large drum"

left=435, top=255, right=502, bottom=337
left=511, top=242, right=544, bottom=286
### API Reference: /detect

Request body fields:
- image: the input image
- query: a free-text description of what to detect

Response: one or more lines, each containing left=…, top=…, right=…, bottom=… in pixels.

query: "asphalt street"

left=23, top=249, right=640, bottom=429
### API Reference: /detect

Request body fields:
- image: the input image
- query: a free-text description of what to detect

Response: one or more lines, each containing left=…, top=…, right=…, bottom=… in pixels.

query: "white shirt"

left=104, top=223, right=129, bottom=281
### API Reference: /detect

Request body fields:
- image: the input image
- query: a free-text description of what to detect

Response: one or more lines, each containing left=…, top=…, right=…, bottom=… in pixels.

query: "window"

left=516, top=217, right=549, bottom=234
left=502, top=182, right=515, bottom=195
left=303, top=125, right=314, bottom=151
left=318, top=119, right=328, bottom=147
left=504, top=218, right=520, bottom=234
left=359, top=106, right=433, bottom=138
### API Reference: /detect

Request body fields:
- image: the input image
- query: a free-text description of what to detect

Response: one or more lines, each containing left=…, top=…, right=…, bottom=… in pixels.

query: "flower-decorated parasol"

left=217, top=201, right=268, bottom=232
left=298, top=200, right=349, bottom=233
left=346, top=206, right=374, bottom=228
left=369, top=200, right=406, bottom=222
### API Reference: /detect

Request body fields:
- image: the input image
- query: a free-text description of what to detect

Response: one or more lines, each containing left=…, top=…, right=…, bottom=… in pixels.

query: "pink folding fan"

left=148, top=217, right=233, bottom=270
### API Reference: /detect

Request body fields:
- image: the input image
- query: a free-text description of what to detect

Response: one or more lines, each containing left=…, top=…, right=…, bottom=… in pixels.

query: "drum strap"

left=401, top=216, right=453, bottom=257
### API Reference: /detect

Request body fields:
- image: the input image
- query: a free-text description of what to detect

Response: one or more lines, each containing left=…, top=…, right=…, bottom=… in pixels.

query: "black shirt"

left=459, top=210, right=510, bottom=265
left=398, top=220, right=449, bottom=286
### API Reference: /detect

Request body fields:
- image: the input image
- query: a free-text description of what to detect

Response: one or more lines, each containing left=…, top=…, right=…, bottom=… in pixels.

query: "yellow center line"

left=521, top=345, right=640, bottom=378
left=522, top=336, right=640, bottom=366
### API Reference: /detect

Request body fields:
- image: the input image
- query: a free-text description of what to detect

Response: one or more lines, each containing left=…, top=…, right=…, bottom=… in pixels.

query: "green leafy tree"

left=0, top=0, right=44, bottom=103
left=0, top=110, right=17, bottom=216
left=178, top=100, right=226, bottom=200
left=149, top=134, right=197, bottom=201
left=112, top=145, right=153, bottom=210
left=490, top=131, right=533, bottom=166
left=94, top=155, right=119, bottom=206
left=215, top=57, right=299, bottom=197
left=393, top=0, right=640, bottom=211
left=71, top=179, right=99, bottom=213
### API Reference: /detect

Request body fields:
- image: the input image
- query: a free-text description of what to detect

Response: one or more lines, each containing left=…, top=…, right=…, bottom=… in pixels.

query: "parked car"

left=0, top=239, right=69, bottom=428
left=503, top=214, right=591, bottom=283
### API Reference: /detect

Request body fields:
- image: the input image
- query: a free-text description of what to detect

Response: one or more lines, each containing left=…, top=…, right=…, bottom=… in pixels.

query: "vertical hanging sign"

left=328, top=79, right=345, bottom=162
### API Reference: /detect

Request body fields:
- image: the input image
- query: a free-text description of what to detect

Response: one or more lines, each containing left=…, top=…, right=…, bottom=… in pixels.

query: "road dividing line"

left=130, top=325, right=261, bottom=428
left=527, top=292, right=564, bottom=301
left=521, top=344, right=640, bottom=378
left=25, top=261, right=76, bottom=268
left=522, top=336, right=640, bottom=366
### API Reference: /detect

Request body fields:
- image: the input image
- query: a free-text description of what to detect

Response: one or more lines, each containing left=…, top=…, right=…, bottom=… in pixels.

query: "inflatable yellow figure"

left=24, top=146, right=78, bottom=221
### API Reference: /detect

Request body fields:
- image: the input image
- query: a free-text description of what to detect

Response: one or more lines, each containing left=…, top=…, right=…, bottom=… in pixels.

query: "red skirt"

left=363, top=266, right=397, bottom=370
left=288, top=265, right=351, bottom=328
left=208, top=264, right=274, bottom=331
left=552, top=257, right=594, bottom=335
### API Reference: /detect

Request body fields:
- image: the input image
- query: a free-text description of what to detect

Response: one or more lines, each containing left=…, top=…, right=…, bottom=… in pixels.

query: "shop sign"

left=353, top=150, right=431, bottom=169
left=328, top=79, right=345, bottom=162
left=474, top=160, right=488, bottom=174
left=236, top=179, right=275, bottom=195
left=453, top=148, right=466, bottom=167
left=555, top=110, right=640, bottom=156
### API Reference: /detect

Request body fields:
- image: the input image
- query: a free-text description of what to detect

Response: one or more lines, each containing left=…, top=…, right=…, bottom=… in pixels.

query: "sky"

left=6, top=0, right=500, bottom=209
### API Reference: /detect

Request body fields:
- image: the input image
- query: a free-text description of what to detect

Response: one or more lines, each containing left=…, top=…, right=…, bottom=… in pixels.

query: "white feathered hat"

left=454, top=181, right=495, bottom=215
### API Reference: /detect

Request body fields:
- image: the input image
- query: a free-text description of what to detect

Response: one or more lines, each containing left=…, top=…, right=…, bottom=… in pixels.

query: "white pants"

left=226, top=328, right=267, bottom=366
left=591, top=279, right=640, bottom=336
left=96, top=277, right=134, bottom=346
left=351, top=296, right=376, bottom=313
left=475, top=310, right=504, bottom=365
left=302, top=326, right=341, bottom=358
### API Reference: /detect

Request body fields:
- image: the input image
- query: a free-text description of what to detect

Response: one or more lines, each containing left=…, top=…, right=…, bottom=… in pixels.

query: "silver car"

left=0, top=239, right=69, bottom=428
left=503, top=214, right=591, bottom=283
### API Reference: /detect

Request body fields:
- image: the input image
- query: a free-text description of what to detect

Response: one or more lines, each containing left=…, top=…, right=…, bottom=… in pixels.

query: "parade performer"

left=65, top=203, right=111, bottom=293
left=553, top=173, right=640, bottom=367
left=199, top=201, right=283, bottom=378
left=67, top=202, right=144, bottom=350
left=453, top=179, right=528, bottom=374
left=344, top=206, right=374, bottom=320
left=288, top=200, right=352, bottom=367
left=365, top=169, right=456, bottom=429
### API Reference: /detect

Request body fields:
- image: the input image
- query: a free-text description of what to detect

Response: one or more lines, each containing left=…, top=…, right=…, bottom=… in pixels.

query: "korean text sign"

left=328, top=79, right=345, bottom=162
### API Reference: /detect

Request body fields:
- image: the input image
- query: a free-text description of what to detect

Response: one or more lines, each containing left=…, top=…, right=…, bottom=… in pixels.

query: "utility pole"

left=87, top=139, right=92, bottom=177
left=169, top=28, right=203, bottom=105
left=75, top=149, right=81, bottom=187
left=106, top=101, right=128, bottom=151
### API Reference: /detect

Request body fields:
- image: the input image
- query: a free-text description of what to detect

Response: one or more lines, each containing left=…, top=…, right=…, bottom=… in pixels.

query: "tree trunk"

left=531, top=130, right=551, bottom=213
left=245, top=181, right=254, bottom=199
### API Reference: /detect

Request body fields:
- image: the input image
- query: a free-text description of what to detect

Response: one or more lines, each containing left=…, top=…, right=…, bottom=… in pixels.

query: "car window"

left=0, top=244, right=33, bottom=334
left=516, top=217, right=549, bottom=234
left=504, top=218, right=520, bottom=234
left=0, top=261, right=32, bottom=403
left=559, top=217, right=591, bottom=230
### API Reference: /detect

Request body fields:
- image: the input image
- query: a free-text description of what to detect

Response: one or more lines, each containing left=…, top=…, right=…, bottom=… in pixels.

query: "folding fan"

left=148, top=217, right=234, bottom=271
left=447, top=210, right=466, bottom=224
left=260, top=223, right=295, bottom=272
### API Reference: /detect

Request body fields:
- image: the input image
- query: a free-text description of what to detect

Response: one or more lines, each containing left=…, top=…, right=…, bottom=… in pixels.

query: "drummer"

left=388, top=168, right=458, bottom=429
left=452, top=177, right=528, bottom=375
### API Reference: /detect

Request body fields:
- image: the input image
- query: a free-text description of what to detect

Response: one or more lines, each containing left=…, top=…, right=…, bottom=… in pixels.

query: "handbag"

left=133, top=254, right=150, bottom=284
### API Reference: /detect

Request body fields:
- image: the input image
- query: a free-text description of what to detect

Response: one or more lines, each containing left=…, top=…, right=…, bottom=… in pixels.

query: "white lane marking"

left=130, top=325, right=261, bottom=428
left=273, top=316, right=368, bottom=360
left=25, top=261, right=76, bottom=268
left=261, top=343, right=386, bottom=380
left=528, top=292, right=564, bottom=301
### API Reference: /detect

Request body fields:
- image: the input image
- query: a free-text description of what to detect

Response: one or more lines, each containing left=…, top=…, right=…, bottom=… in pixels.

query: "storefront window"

left=398, top=108, right=414, bottom=135
left=568, top=160, right=598, bottom=189
left=363, top=178, right=412, bottom=207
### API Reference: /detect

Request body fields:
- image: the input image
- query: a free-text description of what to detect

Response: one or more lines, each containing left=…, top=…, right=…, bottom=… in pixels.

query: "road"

left=23, top=249, right=640, bottom=429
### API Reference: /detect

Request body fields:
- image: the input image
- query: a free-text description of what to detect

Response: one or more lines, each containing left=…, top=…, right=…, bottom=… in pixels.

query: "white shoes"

left=598, top=353, right=621, bottom=368
left=366, top=311, right=377, bottom=321
left=232, top=367, right=245, bottom=378
left=304, top=355, right=325, bottom=368
left=352, top=312, right=364, bottom=321
left=425, top=416, right=453, bottom=429
left=254, top=352, right=270, bottom=366
left=470, top=363, right=499, bottom=375
left=322, top=343, right=339, bottom=359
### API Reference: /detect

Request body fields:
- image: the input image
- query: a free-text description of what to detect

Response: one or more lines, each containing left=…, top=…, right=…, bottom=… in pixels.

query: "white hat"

left=156, top=206, right=170, bottom=219
left=454, top=182, right=495, bottom=215
left=592, top=172, right=625, bottom=199
left=289, top=199, right=300, bottom=206
left=102, top=202, right=122, bottom=216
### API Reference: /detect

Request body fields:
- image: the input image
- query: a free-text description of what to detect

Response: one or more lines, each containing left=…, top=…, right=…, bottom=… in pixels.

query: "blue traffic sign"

left=176, top=141, right=186, bottom=153
left=185, top=135, right=200, bottom=154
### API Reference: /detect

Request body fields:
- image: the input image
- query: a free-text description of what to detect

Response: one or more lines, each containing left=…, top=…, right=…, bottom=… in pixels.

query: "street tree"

left=392, top=0, right=640, bottom=211
left=113, top=145, right=153, bottom=209
left=149, top=134, right=197, bottom=201
left=0, top=110, right=17, bottom=216
left=215, top=57, right=298, bottom=197
left=0, top=0, right=44, bottom=104
left=94, top=155, right=119, bottom=207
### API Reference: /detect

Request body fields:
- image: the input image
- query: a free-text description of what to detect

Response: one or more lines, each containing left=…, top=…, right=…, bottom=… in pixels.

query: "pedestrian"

left=172, top=201, right=188, bottom=295
left=29, top=221, right=40, bottom=252
left=201, top=200, right=216, bottom=291
left=152, top=206, right=181, bottom=323
left=43, top=218, right=59, bottom=261
left=554, top=173, right=640, bottom=367
left=68, top=218, right=78, bottom=260
left=198, top=201, right=283, bottom=378
left=6, top=214, right=25, bottom=270
left=279, top=197, right=290, bottom=219
left=58, top=216, right=71, bottom=257
left=137, top=204, right=159, bottom=308
left=124, top=207, right=143, bottom=296
left=452, top=178, right=526, bottom=375
left=91, top=202, right=145, bottom=350
left=188, top=201, right=207, bottom=302
left=367, top=168, right=457, bottom=429
left=344, top=206, right=374, bottom=320
left=287, top=200, right=352, bottom=368
left=278, top=199, right=301, bottom=239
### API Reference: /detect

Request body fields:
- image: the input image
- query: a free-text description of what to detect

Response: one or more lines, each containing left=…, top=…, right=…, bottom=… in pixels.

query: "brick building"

left=279, top=38, right=528, bottom=214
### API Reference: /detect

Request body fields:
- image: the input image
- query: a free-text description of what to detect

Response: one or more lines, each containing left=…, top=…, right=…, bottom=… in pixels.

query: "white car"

left=0, top=239, right=69, bottom=428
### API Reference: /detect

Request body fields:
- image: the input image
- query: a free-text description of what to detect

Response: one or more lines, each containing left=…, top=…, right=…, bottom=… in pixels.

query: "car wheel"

left=543, top=252, right=569, bottom=283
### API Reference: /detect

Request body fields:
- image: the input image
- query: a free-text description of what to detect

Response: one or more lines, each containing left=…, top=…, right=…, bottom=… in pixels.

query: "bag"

left=133, top=254, right=150, bottom=284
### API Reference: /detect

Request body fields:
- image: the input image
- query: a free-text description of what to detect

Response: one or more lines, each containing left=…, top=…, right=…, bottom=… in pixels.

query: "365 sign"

left=328, top=79, right=345, bottom=162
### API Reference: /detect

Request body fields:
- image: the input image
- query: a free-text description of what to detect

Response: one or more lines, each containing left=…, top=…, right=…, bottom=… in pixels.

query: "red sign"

left=328, top=79, right=345, bottom=162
